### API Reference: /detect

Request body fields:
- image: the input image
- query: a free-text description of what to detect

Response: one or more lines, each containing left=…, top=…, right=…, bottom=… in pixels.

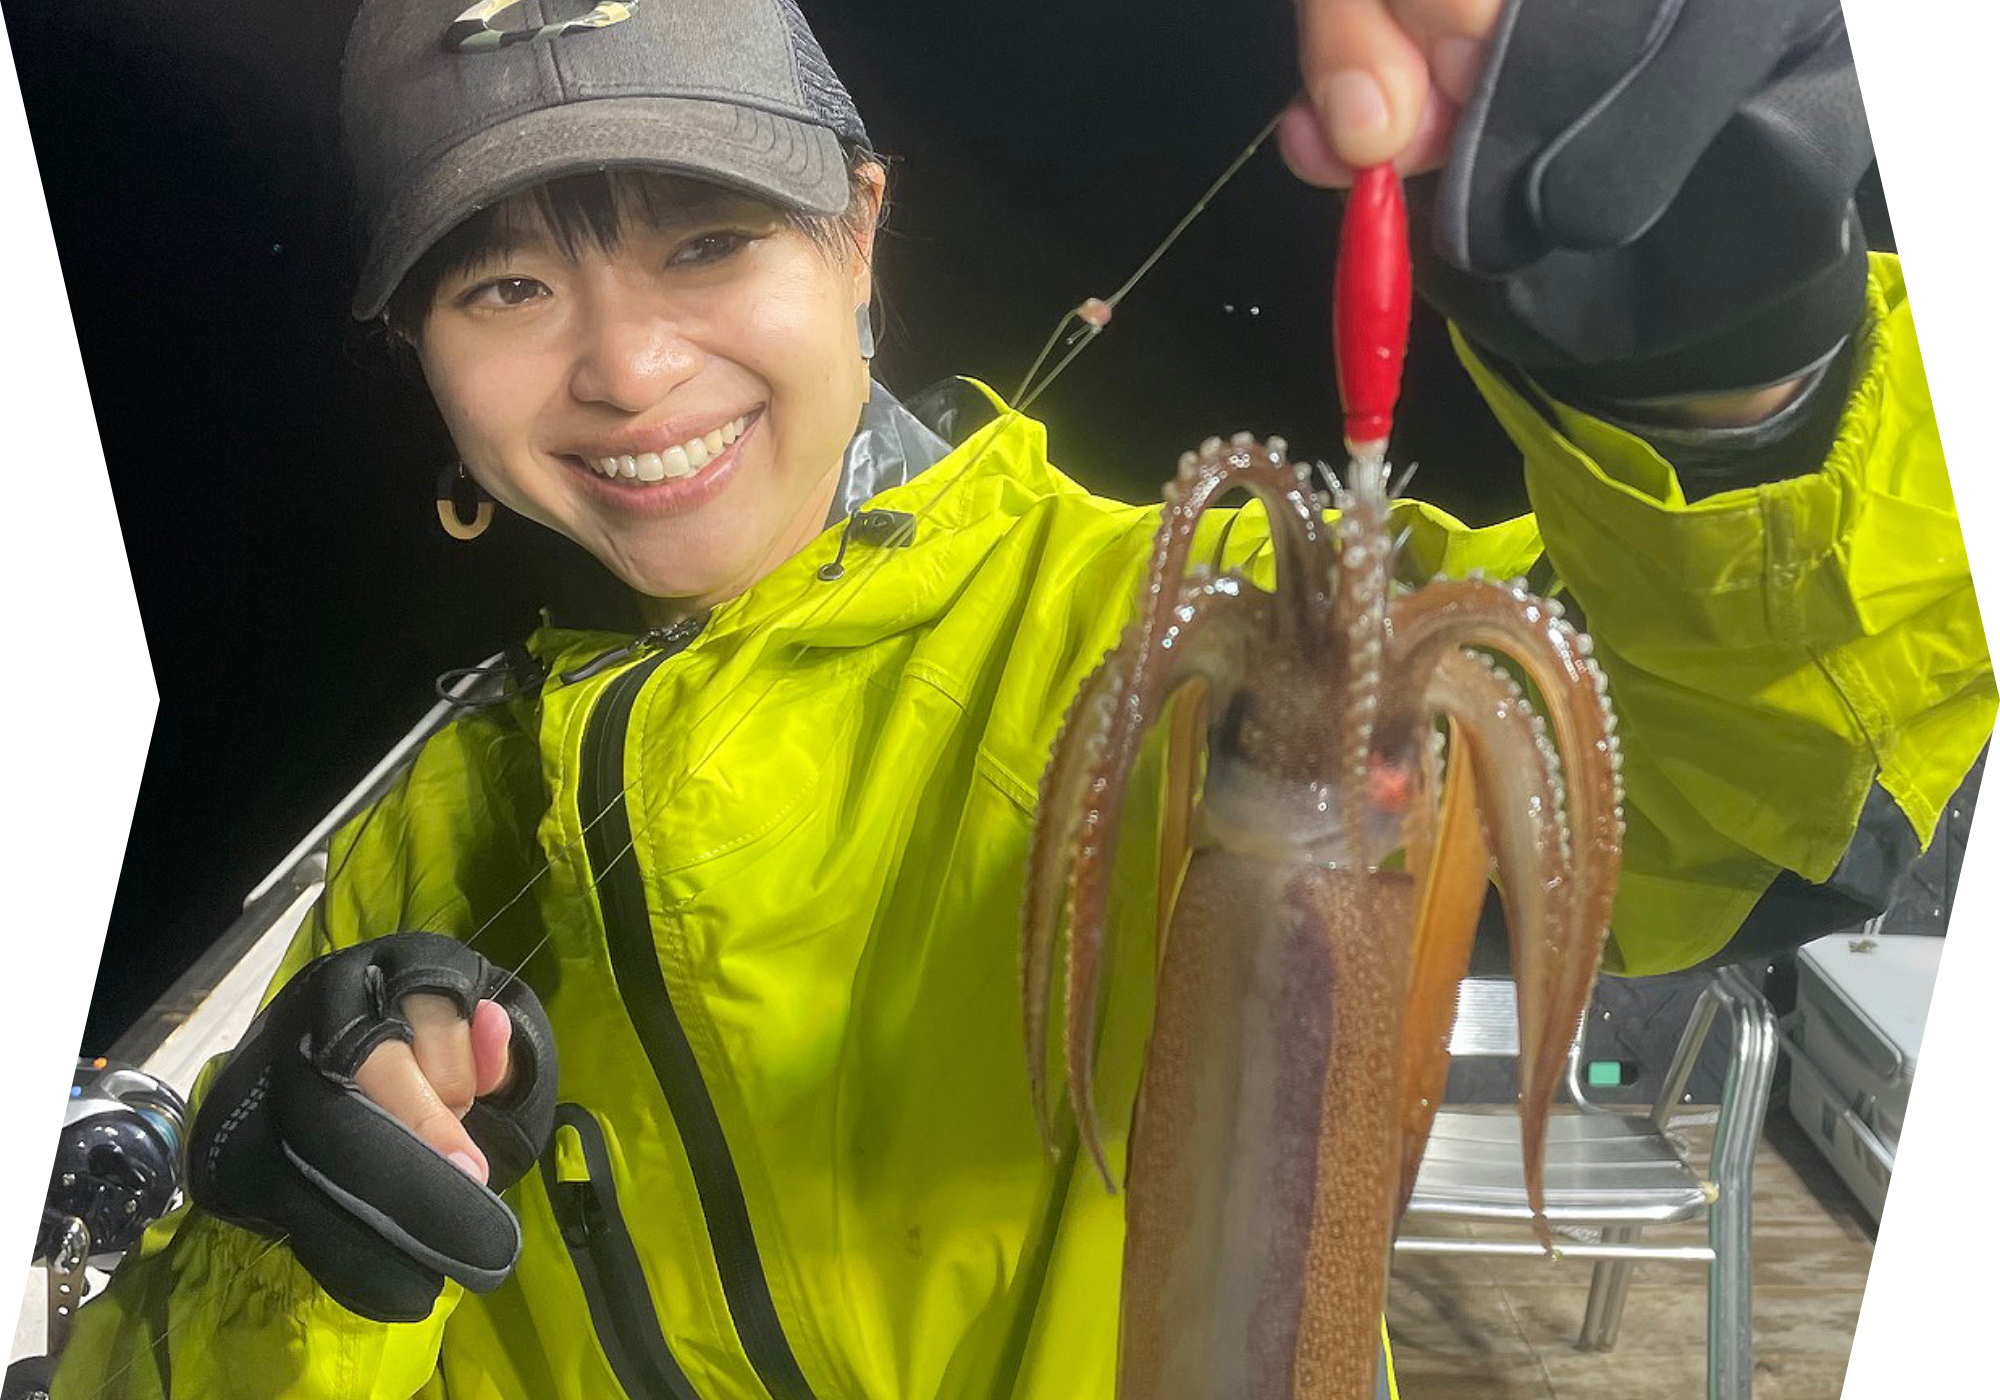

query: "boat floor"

left=1389, top=1107, right=1874, bottom=1398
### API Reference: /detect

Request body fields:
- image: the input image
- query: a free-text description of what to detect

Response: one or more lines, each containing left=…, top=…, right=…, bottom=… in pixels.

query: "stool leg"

left=1592, top=1226, right=1642, bottom=1350
left=1577, top=1225, right=1639, bottom=1350
left=1710, top=1188, right=1754, bottom=1400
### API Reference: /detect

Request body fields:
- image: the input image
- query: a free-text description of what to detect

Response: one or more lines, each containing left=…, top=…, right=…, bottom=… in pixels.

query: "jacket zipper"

left=578, top=626, right=821, bottom=1400
left=542, top=1104, right=703, bottom=1400
left=562, top=616, right=706, bottom=684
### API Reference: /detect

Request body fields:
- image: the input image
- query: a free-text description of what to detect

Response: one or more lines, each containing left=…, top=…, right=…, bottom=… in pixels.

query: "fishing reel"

left=41, top=1058, right=187, bottom=1260
left=26, top=1059, right=187, bottom=1363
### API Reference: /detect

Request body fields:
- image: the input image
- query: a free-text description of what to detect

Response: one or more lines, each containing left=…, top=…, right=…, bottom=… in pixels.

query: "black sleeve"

left=1695, top=748, right=1982, bottom=969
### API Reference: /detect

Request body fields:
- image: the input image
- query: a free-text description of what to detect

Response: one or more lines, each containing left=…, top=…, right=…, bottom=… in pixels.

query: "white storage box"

left=1781, top=931, right=1941, bottom=1222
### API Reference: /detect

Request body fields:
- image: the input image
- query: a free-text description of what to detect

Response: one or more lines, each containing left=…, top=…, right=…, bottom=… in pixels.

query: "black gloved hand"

left=187, top=931, right=559, bottom=1323
left=1416, top=0, right=1873, bottom=404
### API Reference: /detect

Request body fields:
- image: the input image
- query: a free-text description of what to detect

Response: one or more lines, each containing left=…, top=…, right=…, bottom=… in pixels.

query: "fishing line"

left=77, top=109, right=1290, bottom=1395
left=423, top=782, right=627, bottom=955
left=1010, top=112, right=1281, bottom=408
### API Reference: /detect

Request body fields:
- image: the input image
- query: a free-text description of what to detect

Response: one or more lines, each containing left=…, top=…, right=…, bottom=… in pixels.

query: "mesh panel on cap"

left=776, top=0, right=870, bottom=147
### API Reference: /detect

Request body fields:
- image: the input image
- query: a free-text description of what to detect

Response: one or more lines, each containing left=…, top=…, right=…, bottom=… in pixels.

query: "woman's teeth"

left=591, top=415, right=748, bottom=481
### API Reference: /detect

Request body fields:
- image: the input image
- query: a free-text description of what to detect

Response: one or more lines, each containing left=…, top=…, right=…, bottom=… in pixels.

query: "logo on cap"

left=443, top=0, right=639, bottom=53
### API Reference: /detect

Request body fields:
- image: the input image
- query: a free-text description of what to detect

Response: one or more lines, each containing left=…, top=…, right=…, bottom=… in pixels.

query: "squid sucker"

left=1023, top=434, right=1624, bottom=1398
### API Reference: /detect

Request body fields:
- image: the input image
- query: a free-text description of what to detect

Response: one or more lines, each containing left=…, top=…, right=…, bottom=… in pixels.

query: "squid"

left=1022, top=433, right=1624, bottom=1398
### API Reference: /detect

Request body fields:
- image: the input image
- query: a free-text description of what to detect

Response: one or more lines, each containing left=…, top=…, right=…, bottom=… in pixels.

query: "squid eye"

left=1216, top=690, right=1257, bottom=754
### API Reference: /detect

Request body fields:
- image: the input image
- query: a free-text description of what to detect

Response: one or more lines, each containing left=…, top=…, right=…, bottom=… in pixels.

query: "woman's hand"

left=1281, top=0, right=1873, bottom=411
left=353, top=993, right=517, bottom=1185
left=186, top=931, right=559, bottom=1322
left=1279, top=0, right=1505, bottom=185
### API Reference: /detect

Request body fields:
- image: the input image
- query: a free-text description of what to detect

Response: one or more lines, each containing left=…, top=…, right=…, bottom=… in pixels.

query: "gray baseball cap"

left=342, top=0, right=871, bottom=321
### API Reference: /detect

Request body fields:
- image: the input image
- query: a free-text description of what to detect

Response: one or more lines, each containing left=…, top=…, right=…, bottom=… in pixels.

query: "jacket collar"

left=823, top=377, right=1002, bottom=527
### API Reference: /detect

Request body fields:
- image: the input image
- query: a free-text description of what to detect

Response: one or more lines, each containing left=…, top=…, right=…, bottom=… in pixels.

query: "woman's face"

left=415, top=173, right=880, bottom=615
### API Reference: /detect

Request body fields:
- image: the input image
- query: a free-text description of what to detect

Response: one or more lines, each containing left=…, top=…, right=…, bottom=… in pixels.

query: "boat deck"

left=1388, top=1106, right=1874, bottom=1398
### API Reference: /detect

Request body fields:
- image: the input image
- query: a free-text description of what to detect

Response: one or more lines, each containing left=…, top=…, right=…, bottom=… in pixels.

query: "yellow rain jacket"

left=55, top=254, right=1990, bottom=1399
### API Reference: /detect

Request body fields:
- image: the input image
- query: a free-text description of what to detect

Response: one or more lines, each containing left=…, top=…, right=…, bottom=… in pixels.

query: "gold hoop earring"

left=436, top=462, right=493, bottom=541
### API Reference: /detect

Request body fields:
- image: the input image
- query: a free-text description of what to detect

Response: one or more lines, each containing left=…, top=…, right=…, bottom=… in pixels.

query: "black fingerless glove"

left=1414, top=0, right=1873, bottom=405
left=187, top=931, right=559, bottom=1323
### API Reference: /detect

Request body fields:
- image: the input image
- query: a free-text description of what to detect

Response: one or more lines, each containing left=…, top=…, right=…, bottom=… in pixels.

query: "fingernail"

left=1431, top=36, right=1486, bottom=106
left=1318, top=70, right=1391, bottom=153
left=449, top=1150, right=488, bottom=1184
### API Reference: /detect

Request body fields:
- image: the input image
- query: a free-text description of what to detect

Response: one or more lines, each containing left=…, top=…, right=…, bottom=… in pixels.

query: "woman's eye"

left=462, top=277, right=548, bottom=309
left=670, top=231, right=751, bottom=267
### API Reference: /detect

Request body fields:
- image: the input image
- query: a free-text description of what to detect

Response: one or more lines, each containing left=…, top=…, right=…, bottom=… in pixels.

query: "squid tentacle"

left=1390, top=580, right=1624, bottom=1244
left=1026, top=434, right=1325, bottom=1187
left=1057, top=589, right=1257, bottom=1187
left=1419, top=648, right=1581, bottom=1246
left=1155, top=433, right=1336, bottom=636
left=1024, top=634, right=1140, bottom=1144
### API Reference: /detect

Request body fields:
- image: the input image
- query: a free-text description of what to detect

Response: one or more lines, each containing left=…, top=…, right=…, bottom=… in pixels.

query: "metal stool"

left=1394, top=966, right=1779, bottom=1400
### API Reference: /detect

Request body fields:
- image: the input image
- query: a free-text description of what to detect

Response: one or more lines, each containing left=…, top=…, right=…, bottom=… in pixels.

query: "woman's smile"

left=559, top=406, right=765, bottom=518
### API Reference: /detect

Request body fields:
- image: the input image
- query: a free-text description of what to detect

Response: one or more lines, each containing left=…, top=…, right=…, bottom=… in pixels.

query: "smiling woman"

left=401, top=166, right=885, bottom=613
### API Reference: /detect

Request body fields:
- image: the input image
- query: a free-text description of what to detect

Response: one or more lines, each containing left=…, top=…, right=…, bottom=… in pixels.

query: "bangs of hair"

left=384, top=153, right=883, bottom=340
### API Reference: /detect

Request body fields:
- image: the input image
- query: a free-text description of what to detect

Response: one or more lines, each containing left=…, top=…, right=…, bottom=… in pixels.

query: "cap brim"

left=352, top=96, right=850, bottom=321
